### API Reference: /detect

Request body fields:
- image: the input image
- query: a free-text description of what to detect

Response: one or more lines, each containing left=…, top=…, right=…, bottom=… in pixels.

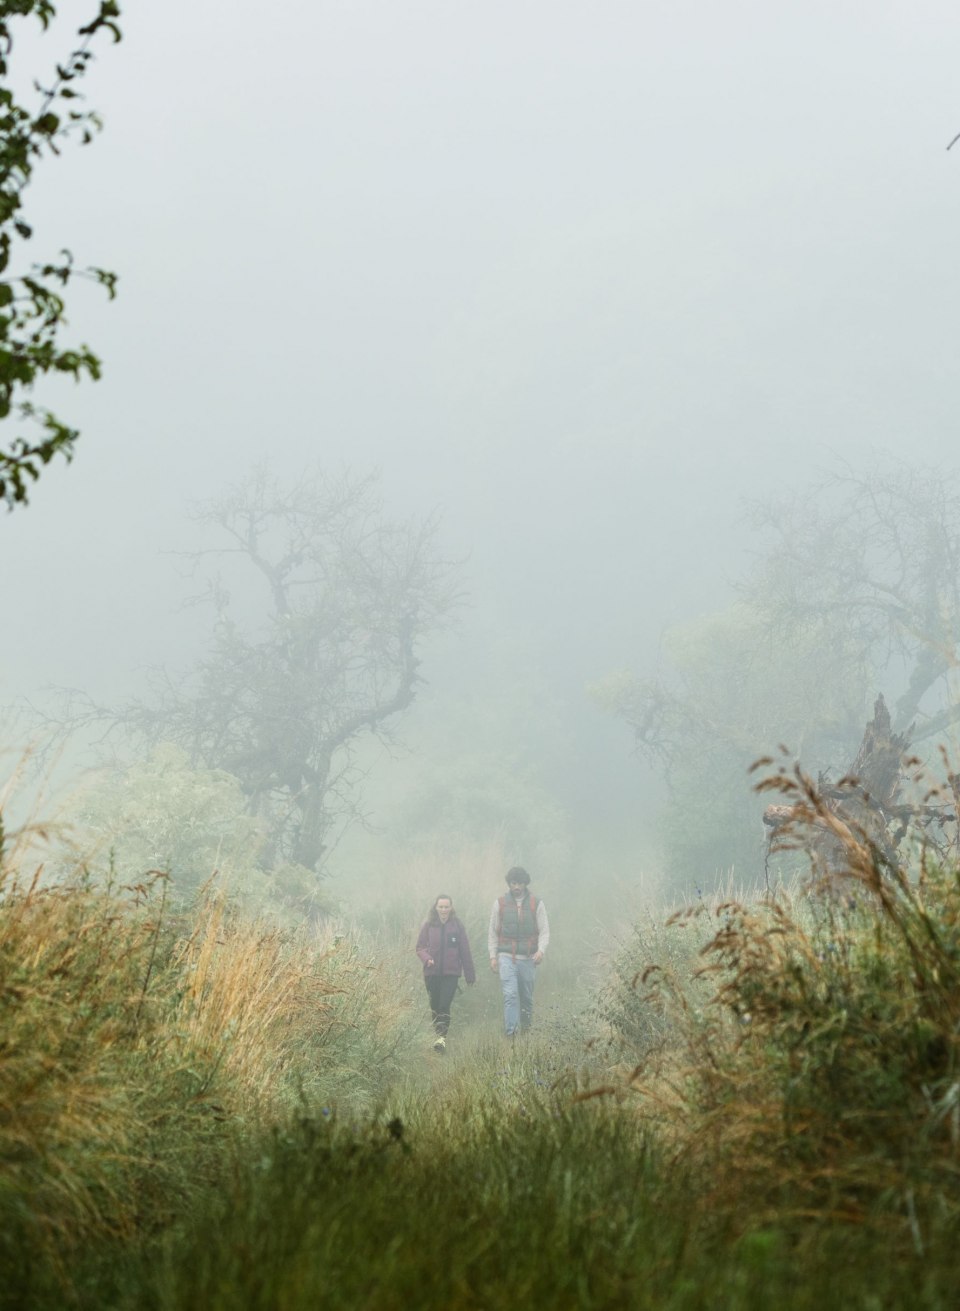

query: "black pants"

left=425, top=974, right=459, bottom=1036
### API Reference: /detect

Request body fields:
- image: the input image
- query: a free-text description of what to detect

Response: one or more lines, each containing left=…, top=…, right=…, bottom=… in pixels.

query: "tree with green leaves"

left=0, top=0, right=121, bottom=508
left=594, top=462, right=960, bottom=886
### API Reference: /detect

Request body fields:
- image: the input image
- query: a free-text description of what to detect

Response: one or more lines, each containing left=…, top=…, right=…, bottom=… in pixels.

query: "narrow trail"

left=382, top=958, right=608, bottom=1125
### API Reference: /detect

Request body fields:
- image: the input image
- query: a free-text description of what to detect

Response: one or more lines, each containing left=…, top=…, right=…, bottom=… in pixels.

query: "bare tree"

left=112, top=466, right=461, bottom=871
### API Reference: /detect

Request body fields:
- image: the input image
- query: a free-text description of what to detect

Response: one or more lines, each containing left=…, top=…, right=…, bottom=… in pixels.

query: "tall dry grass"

left=0, top=809, right=419, bottom=1294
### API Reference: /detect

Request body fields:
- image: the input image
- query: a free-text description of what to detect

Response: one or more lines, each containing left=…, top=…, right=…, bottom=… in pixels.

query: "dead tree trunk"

left=819, top=693, right=910, bottom=874
left=763, top=693, right=914, bottom=878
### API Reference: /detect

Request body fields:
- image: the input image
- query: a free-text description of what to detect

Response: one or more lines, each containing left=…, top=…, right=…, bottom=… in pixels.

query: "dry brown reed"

left=0, top=865, right=173, bottom=1261
left=0, top=818, right=419, bottom=1277
left=172, top=889, right=343, bottom=1109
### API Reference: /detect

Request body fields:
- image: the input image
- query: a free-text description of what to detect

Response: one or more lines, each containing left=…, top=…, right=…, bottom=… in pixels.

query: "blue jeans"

left=498, top=955, right=536, bottom=1035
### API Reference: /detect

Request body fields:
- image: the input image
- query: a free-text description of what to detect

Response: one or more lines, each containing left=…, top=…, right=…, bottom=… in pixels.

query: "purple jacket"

left=415, top=916, right=476, bottom=984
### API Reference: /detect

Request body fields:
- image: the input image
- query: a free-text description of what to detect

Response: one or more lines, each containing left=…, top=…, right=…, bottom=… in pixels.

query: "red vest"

left=497, top=893, right=539, bottom=957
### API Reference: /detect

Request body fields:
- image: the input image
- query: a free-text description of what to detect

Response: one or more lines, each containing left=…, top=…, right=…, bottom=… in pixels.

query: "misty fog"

left=5, top=0, right=960, bottom=912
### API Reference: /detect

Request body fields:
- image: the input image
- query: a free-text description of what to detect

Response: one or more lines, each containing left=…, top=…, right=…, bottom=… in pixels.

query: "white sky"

left=4, top=1, right=960, bottom=828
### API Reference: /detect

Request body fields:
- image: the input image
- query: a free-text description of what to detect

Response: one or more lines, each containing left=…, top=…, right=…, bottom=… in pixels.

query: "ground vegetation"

left=4, top=755, right=960, bottom=1307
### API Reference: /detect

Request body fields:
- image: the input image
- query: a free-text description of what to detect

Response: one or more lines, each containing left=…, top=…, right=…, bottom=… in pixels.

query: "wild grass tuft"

left=605, top=759, right=960, bottom=1255
left=0, top=825, right=419, bottom=1306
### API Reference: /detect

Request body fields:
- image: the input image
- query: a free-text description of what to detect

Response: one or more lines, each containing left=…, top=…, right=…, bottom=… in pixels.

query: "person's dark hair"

left=428, top=893, right=455, bottom=925
left=505, top=866, right=530, bottom=886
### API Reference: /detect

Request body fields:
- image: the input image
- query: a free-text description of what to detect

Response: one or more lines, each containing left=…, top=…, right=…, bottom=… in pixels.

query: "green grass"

left=9, top=785, right=960, bottom=1309
left=30, top=1067, right=960, bottom=1311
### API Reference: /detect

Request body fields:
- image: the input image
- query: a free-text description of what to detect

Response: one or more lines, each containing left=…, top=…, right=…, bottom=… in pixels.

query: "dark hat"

left=505, top=866, right=530, bottom=885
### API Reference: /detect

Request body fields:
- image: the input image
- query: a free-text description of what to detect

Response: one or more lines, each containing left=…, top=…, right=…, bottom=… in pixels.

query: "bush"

left=616, top=763, right=960, bottom=1246
left=57, top=744, right=333, bottom=920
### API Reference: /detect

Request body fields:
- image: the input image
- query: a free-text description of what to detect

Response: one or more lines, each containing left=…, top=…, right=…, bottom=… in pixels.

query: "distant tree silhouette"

left=595, top=461, right=960, bottom=883
left=106, top=466, right=461, bottom=872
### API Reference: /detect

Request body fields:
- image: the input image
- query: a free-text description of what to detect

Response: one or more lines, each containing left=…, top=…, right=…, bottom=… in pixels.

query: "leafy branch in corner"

left=0, top=0, right=121, bottom=508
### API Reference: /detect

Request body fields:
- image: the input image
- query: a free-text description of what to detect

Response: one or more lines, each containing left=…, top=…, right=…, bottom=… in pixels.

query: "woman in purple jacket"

left=415, top=894, right=476, bottom=1053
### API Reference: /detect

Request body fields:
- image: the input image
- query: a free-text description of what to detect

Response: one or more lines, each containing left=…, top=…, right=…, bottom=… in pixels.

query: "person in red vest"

left=487, top=866, right=550, bottom=1037
left=415, top=893, right=476, bottom=1053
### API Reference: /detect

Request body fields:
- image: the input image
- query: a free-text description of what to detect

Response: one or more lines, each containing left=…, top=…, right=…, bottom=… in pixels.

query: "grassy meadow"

left=2, top=800, right=960, bottom=1309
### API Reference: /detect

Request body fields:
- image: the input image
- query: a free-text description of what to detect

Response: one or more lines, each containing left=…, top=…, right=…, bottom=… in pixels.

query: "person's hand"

left=426, top=958, right=434, bottom=967
left=489, top=956, right=498, bottom=972
left=533, top=950, right=544, bottom=965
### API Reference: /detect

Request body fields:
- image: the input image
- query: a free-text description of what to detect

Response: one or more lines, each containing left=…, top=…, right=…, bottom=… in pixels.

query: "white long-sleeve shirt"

left=488, top=891, right=550, bottom=961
